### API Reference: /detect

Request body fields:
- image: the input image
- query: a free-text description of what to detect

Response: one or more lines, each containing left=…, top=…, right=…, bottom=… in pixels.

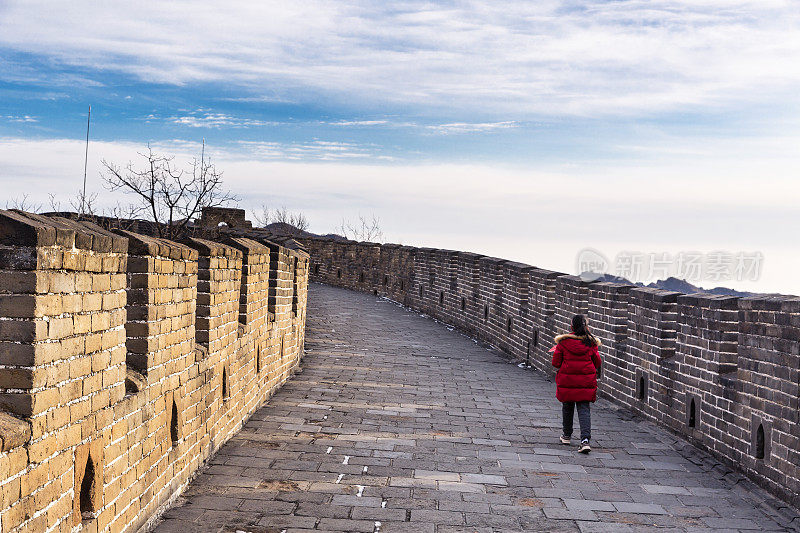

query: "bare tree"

left=274, top=207, right=310, bottom=232
left=70, top=189, right=98, bottom=216
left=339, top=213, right=383, bottom=242
left=255, top=205, right=310, bottom=232
left=103, top=202, right=142, bottom=231
left=48, top=193, right=60, bottom=212
left=46, top=190, right=98, bottom=216
left=254, top=206, right=270, bottom=227
left=6, top=194, right=42, bottom=212
left=101, top=144, right=238, bottom=239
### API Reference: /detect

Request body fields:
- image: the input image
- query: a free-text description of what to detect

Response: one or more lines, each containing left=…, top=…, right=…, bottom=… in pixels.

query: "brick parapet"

left=589, top=281, right=634, bottom=406
left=0, top=210, right=308, bottom=533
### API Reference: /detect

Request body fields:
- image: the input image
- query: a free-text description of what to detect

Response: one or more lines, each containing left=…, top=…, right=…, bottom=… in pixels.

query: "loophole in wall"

left=79, top=456, right=96, bottom=521
left=755, top=424, right=765, bottom=460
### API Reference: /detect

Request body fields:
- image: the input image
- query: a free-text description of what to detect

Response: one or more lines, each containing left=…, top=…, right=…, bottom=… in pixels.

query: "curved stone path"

left=154, top=283, right=799, bottom=533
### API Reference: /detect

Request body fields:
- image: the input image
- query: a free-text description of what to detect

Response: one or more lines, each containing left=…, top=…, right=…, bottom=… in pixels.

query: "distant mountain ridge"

left=584, top=273, right=756, bottom=297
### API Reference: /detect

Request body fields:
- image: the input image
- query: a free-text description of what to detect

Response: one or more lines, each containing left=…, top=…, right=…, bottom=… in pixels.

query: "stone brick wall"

left=589, top=282, right=633, bottom=407
left=0, top=210, right=308, bottom=533
left=300, top=235, right=800, bottom=509
left=197, top=207, right=252, bottom=230
left=529, top=268, right=559, bottom=375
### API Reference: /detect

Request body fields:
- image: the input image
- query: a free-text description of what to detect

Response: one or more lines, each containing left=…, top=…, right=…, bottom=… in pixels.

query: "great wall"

left=0, top=208, right=308, bottom=532
left=1, top=205, right=800, bottom=531
left=299, top=235, right=800, bottom=512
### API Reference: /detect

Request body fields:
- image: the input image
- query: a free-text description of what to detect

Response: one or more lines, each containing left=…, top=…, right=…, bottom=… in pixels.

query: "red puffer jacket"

left=552, top=334, right=602, bottom=403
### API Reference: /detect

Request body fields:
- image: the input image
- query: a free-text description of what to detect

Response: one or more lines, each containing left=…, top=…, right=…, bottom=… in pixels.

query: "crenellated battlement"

left=0, top=209, right=309, bottom=533
left=301, top=235, right=800, bottom=508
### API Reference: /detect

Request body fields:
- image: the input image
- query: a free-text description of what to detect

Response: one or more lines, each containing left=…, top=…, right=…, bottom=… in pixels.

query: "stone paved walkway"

left=154, top=284, right=799, bottom=533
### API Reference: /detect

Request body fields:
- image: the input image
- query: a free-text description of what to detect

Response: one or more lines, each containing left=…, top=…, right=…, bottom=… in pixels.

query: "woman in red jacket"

left=552, top=314, right=602, bottom=453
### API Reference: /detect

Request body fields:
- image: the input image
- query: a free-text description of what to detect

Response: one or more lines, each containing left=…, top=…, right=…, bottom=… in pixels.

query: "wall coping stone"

left=678, top=292, right=740, bottom=307
left=0, top=209, right=58, bottom=247
left=187, top=237, right=243, bottom=259
left=46, top=215, right=128, bottom=253
left=531, top=268, right=563, bottom=278
left=223, top=236, right=270, bottom=252
left=630, top=286, right=681, bottom=302
left=505, top=261, right=535, bottom=272
left=589, top=281, right=636, bottom=291
left=117, top=230, right=199, bottom=260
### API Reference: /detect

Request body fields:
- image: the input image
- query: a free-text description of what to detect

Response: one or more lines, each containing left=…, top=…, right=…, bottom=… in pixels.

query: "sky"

left=1, top=1, right=799, bottom=293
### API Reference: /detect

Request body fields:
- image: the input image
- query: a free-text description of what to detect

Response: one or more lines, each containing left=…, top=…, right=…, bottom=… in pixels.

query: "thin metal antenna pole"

left=82, top=105, right=91, bottom=215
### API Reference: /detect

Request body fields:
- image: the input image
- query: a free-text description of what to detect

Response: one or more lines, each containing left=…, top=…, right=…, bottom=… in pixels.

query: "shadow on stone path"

left=154, top=283, right=799, bottom=533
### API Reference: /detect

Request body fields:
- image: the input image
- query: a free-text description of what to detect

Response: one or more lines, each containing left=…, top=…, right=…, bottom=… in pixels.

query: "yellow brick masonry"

left=0, top=210, right=309, bottom=533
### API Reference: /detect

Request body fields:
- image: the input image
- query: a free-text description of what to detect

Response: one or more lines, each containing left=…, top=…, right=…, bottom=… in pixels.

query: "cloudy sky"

left=1, top=1, right=799, bottom=293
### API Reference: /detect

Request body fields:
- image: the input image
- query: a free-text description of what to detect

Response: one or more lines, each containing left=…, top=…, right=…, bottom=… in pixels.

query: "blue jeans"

left=562, top=401, right=591, bottom=441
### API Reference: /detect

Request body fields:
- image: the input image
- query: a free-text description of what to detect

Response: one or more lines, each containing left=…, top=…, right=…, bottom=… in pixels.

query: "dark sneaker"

left=579, top=439, right=591, bottom=454
left=559, top=435, right=571, bottom=445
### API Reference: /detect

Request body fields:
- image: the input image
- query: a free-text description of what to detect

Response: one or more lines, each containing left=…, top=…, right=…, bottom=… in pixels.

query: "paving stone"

left=564, top=498, right=616, bottom=512
left=237, top=500, right=296, bottom=513
left=410, top=509, right=465, bottom=525
left=577, top=522, right=635, bottom=532
left=293, top=502, right=350, bottom=519
left=380, top=522, right=435, bottom=533
left=460, top=473, right=507, bottom=485
left=542, top=462, right=586, bottom=473
left=153, top=284, right=799, bottom=533
left=255, top=514, right=316, bottom=529
left=544, top=508, right=600, bottom=521
left=641, top=484, right=692, bottom=495
left=701, top=516, right=771, bottom=529
left=389, top=477, right=437, bottom=488
left=330, top=495, right=382, bottom=507
left=612, top=502, right=668, bottom=515
left=413, top=469, right=460, bottom=481
left=349, top=506, right=407, bottom=521
left=316, top=518, right=376, bottom=532
left=437, top=481, right=485, bottom=493
left=463, top=512, right=520, bottom=528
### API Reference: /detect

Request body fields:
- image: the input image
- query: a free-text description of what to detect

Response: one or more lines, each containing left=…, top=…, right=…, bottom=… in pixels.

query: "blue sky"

left=1, top=1, right=800, bottom=293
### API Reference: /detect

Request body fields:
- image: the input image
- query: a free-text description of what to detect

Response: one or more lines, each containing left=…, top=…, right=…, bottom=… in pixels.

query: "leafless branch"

left=48, top=193, right=61, bottom=212
left=103, top=202, right=142, bottom=231
left=101, top=144, right=238, bottom=239
left=69, top=189, right=98, bottom=216
left=338, top=213, right=383, bottom=242
left=256, top=204, right=310, bottom=232
left=254, top=205, right=270, bottom=227
left=6, top=194, right=42, bottom=213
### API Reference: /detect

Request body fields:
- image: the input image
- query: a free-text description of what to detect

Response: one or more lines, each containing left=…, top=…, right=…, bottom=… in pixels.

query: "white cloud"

left=165, top=112, right=282, bottom=128
left=327, top=120, right=389, bottom=126
left=0, top=1, right=798, bottom=117
left=426, top=121, right=518, bottom=135
left=236, top=140, right=385, bottom=161
left=4, top=115, right=38, bottom=123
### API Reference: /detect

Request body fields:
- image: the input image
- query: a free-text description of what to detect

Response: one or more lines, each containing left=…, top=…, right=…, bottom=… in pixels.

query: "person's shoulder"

left=554, top=333, right=602, bottom=347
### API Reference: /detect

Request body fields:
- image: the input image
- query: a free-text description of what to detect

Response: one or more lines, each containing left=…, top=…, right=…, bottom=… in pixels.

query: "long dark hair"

left=571, top=314, right=598, bottom=346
